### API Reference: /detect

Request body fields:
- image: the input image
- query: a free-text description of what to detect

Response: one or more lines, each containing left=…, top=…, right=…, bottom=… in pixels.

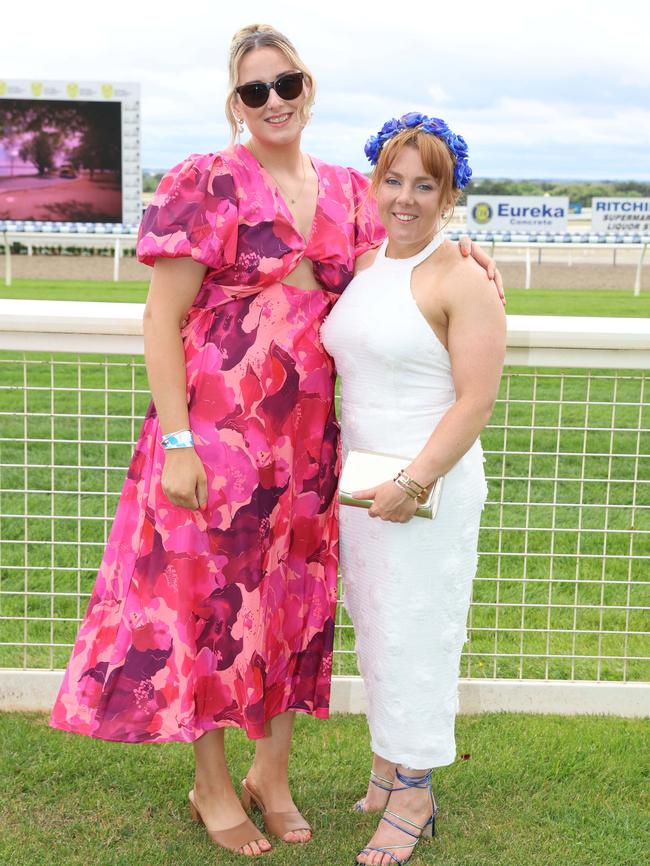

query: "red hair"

left=370, top=128, right=461, bottom=218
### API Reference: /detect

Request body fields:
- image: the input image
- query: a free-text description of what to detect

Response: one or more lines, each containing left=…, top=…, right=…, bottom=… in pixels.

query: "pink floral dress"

left=49, top=144, right=384, bottom=743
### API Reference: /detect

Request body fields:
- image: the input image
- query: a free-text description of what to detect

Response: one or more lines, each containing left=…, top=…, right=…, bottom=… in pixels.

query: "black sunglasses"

left=235, top=71, right=304, bottom=108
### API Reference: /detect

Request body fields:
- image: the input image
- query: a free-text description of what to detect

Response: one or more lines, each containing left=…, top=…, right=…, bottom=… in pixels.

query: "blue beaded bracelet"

left=161, top=429, right=194, bottom=450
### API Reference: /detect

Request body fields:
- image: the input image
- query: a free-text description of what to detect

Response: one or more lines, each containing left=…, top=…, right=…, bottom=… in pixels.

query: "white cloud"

left=454, top=98, right=650, bottom=149
left=2, top=0, right=649, bottom=178
left=428, top=85, right=450, bottom=106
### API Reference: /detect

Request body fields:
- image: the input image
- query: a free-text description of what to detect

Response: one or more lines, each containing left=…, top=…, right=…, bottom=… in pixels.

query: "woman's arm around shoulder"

left=457, top=235, right=505, bottom=304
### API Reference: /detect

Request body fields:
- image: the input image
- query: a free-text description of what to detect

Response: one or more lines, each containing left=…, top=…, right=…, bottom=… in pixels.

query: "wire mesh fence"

left=0, top=349, right=648, bottom=682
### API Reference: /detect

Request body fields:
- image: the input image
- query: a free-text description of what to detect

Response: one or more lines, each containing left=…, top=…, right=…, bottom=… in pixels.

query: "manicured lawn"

left=1, top=279, right=650, bottom=317
left=1, top=711, right=647, bottom=866
left=503, top=288, right=650, bottom=317
left=0, top=279, right=149, bottom=304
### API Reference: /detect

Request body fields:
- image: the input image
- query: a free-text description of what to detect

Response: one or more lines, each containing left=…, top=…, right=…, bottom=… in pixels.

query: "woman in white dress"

left=321, top=114, right=506, bottom=865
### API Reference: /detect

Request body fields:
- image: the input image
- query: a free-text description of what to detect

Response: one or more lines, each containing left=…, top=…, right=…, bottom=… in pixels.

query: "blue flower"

left=449, top=134, right=468, bottom=158
left=454, top=159, right=472, bottom=188
left=379, top=118, right=401, bottom=137
left=364, top=112, right=472, bottom=189
left=400, top=111, right=427, bottom=128
left=364, top=134, right=381, bottom=163
left=422, top=117, right=449, bottom=136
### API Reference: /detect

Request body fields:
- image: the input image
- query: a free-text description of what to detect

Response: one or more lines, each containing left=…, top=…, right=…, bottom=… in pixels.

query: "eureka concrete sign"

left=467, top=196, right=569, bottom=232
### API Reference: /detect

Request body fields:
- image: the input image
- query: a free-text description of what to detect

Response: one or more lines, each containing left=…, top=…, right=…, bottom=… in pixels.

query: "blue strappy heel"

left=356, top=768, right=437, bottom=865
left=354, top=770, right=397, bottom=813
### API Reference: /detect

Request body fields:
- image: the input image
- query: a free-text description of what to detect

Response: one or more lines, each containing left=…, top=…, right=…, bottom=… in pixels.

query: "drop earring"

left=237, top=116, right=244, bottom=135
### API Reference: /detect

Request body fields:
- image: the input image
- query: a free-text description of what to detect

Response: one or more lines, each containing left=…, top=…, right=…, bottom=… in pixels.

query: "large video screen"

left=0, top=80, right=140, bottom=225
left=0, top=98, right=122, bottom=222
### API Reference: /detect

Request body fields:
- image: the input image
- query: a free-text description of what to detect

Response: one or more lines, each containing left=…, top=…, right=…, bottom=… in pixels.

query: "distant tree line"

left=141, top=172, right=650, bottom=207
left=143, top=173, right=164, bottom=193
left=458, top=179, right=650, bottom=208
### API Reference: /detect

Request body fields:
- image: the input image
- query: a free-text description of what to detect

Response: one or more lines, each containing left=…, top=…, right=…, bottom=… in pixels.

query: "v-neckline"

left=236, top=143, right=321, bottom=248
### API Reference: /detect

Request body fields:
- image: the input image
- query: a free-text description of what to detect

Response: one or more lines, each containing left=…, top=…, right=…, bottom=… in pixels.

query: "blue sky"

left=3, top=0, right=649, bottom=180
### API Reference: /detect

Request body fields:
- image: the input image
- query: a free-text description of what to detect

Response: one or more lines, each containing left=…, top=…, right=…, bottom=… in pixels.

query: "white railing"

left=1, top=301, right=649, bottom=716
left=3, top=230, right=649, bottom=292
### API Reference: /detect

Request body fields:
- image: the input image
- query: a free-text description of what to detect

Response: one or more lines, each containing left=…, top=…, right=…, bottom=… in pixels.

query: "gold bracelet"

left=400, top=470, right=427, bottom=493
left=395, top=470, right=427, bottom=496
left=393, top=476, right=419, bottom=500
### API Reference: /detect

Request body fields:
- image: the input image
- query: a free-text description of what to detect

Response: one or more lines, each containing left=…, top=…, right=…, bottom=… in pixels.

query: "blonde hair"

left=370, top=128, right=461, bottom=225
left=225, top=24, right=316, bottom=143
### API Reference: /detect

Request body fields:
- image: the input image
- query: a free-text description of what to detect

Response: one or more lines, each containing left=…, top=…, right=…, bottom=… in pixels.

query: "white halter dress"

left=321, top=233, right=487, bottom=768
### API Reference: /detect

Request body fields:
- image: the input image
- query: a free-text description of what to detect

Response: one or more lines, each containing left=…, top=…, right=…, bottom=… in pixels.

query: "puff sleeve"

left=348, top=167, right=386, bottom=258
left=136, top=152, right=238, bottom=270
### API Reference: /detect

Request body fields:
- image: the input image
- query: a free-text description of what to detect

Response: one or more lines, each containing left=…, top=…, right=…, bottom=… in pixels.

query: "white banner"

left=591, top=198, right=650, bottom=234
left=467, top=195, right=569, bottom=232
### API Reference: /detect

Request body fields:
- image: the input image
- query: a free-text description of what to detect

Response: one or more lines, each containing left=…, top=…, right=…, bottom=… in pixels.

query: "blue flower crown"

left=364, top=112, right=472, bottom=190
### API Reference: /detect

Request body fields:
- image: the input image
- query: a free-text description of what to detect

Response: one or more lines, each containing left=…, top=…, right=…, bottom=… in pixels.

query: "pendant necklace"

left=248, top=144, right=307, bottom=205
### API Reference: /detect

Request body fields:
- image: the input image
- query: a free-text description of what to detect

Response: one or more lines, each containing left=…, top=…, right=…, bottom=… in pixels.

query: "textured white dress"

left=321, top=233, right=488, bottom=768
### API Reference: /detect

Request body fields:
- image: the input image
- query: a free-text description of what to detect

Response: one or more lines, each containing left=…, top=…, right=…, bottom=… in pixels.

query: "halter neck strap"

left=379, top=230, right=445, bottom=267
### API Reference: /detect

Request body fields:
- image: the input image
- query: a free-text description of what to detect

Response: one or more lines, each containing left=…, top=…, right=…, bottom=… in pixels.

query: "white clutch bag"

left=339, top=449, right=444, bottom=520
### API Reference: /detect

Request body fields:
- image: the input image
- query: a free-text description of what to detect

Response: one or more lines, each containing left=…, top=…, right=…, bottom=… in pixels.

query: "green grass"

left=0, top=279, right=149, bottom=303
left=503, top=288, right=650, bottom=317
left=1, top=279, right=650, bottom=316
left=0, top=711, right=647, bottom=866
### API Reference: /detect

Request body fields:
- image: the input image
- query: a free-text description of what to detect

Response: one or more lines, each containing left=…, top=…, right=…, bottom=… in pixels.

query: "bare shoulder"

left=439, top=239, right=488, bottom=281
left=436, top=240, right=503, bottom=313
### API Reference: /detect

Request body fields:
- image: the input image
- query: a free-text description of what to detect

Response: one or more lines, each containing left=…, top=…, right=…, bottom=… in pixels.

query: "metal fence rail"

left=0, top=303, right=649, bottom=693
left=3, top=228, right=649, bottom=291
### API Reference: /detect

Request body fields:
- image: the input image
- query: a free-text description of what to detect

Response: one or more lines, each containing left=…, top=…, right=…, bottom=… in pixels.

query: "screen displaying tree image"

left=0, top=99, right=122, bottom=222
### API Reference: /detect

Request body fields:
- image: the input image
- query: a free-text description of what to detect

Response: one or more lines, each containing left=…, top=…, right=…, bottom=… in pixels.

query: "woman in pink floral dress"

left=50, top=23, right=501, bottom=858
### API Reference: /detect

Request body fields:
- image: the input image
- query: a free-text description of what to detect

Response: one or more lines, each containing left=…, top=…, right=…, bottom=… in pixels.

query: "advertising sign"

left=591, top=198, right=650, bottom=234
left=467, top=195, right=569, bottom=232
left=0, top=79, right=141, bottom=224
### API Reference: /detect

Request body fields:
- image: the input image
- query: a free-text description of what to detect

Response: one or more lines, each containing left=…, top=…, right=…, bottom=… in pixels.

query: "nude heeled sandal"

left=188, top=789, right=271, bottom=856
left=240, top=777, right=312, bottom=842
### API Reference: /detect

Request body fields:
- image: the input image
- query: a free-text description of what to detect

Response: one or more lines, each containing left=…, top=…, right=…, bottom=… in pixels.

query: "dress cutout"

left=50, top=145, right=385, bottom=743
left=321, top=235, right=487, bottom=767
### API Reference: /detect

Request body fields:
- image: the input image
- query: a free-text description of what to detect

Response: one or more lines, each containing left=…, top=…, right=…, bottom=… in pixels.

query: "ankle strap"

left=394, top=768, right=433, bottom=788
left=370, top=770, right=396, bottom=792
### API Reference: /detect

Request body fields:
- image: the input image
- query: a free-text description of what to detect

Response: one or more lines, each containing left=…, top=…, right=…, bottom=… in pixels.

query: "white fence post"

left=3, top=232, right=11, bottom=287
left=525, top=246, right=531, bottom=289
left=113, top=238, right=121, bottom=282
left=634, top=243, right=647, bottom=297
